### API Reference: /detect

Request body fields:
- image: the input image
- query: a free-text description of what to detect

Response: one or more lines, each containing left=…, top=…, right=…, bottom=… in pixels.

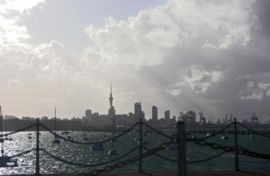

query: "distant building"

left=152, top=106, right=158, bottom=121
left=180, top=111, right=196, bottom=124
left=41, top=116, right=49, bottom=121
left=134, top=102, right=145, bottom=120
left=165, top=110, right=170, bottom=120
left=85, top=109, right=92, bottom=118
left=22, top=116, right=34, bottom=120
left=199, top=112, right=206, bottom=124
left=250, top=112, right=259, bottom=124
left=4, top=115, right=18, bottom=120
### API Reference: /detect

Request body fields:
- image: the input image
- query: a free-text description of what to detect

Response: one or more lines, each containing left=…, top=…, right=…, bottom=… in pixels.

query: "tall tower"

left=109, top=83, right=113, bottom=108
left=108, top=84, right=115, bottom=116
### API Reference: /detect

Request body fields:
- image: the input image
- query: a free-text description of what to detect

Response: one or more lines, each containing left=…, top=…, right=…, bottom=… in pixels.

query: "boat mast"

left=0, top=106, right=4, bottom=156
left=54, top=107, right=57, bottom=133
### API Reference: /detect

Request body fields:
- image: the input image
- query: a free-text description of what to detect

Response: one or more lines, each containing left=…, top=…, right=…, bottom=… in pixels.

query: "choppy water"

left=0, top=130, right=270, bottom=175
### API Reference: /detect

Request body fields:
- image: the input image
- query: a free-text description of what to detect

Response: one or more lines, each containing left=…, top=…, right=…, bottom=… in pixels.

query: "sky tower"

left=108, top=84, right=115, bottom=116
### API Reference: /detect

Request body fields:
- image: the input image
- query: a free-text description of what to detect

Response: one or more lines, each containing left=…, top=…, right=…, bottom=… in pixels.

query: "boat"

left=91, top=143, right=105, bottom=151
left=0, top=155, right=18, bottom=167
left=221, top=135, right=229, bottom=140
left=133, top=137, right=139, bottom=142
left=108, top=148, right=118, bottom=156
left=167, top=143, right=177, bottom=151
left=61, top=131, right=70, bottom=135
left=52, top=107, right=60, bottom=144
left=0, top=106, right=18, bottom=167
left=53, top=138, right=60, bottom=144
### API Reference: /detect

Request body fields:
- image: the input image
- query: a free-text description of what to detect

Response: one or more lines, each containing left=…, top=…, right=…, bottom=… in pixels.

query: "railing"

left=1, top=118, right=270, bottom=176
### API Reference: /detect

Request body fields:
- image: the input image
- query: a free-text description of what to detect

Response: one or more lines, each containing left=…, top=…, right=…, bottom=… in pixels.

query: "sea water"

left=0, top=130, right=270, bottom=175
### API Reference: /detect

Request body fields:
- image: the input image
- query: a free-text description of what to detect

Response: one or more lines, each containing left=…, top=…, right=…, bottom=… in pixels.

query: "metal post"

left=36, top=118, right=40, bottom=175
left=177, top=121, right=186, bottom=176
left=234, top=118, right=239, bottom=171
left=138, top=117, right=143, bottom=173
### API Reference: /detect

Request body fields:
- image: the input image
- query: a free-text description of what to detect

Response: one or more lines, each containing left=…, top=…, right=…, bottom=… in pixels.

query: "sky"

left=0, top=0, right=270, bottom=122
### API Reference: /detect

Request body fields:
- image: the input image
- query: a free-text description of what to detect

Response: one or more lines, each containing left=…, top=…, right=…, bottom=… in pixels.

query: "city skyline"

left=0, top=0, right=270, bottom=121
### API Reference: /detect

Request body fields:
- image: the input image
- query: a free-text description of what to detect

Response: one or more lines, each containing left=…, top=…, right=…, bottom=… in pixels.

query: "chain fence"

left=1, top=119, right=270, bottom=175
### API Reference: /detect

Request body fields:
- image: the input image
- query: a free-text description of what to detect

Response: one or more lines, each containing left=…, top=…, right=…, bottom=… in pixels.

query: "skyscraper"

left=152, top=106, right=158, bottom=121
left=165, top=110, right=170, bottom=120
left=134, top=102, right=144, bottom=120
left=85, top=109, right=92, bottom=118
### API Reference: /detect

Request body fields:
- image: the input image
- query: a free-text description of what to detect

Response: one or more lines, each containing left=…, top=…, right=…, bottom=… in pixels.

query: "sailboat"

left=0, top=106, right=17, bottom=167
left=53, top=107, right=60, bottom=144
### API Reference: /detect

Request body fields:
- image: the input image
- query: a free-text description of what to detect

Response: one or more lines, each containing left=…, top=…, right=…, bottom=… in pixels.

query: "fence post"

left=177, top=121, right=186, bottom=176
left=234, top=118, right=239, bottom=171
left=138, top=117, right=143, bottom=173
left=36, top=118, right=40, bottom=176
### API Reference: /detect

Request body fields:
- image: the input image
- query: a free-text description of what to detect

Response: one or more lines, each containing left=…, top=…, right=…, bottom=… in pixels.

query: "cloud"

left=1, top=0, right=270, bottom=121
left=84, top=0, right=255, bottom=71
left=0, top=0, right=45, bottom=48
left=82, top=0, right=270, bottom=119
left=241, top=81, right=270, bottom=100
left=1, top=0, right=45, bottom=14
left=166, top=66, right=223, bottom=95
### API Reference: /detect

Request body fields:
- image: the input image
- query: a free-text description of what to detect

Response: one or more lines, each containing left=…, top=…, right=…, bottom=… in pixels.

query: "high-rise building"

left=85, top=109, right=92, bottom=118
left=152, top=106, right=158, bottom=121
left=134, top=102, right=141, bottom=115
left=165, top=110, right=170, bottom=120
left=134, top=102, right=144, bottom=119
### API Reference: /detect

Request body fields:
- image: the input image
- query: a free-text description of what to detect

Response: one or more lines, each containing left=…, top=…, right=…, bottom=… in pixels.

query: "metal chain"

left=188, top=137, right=235, bottom=153
left=193, top=122, right=234, bottom=140
left=238, top=123, right=270, bottom=139
left=238, top=147, right=270, bottom=160
left=41, top=146, right=139, bottom=167
left=143, top=146, right=177, bottom=162
left=76, top=141, right=175, bottom=176
left=9, top=148, right=34, bottom=159
left=144, top=146, right=227, bottom=164
left=142, top=122, right=175, bottom=140
left=0, top=123, right=36, bottom=137
left=40, top=122, right=138, bottom=145
left=187, top=151, right=227, bottom=164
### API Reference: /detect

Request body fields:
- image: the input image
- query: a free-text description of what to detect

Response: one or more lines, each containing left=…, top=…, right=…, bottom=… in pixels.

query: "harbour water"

left=0, top=130, right=270, bottom=175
